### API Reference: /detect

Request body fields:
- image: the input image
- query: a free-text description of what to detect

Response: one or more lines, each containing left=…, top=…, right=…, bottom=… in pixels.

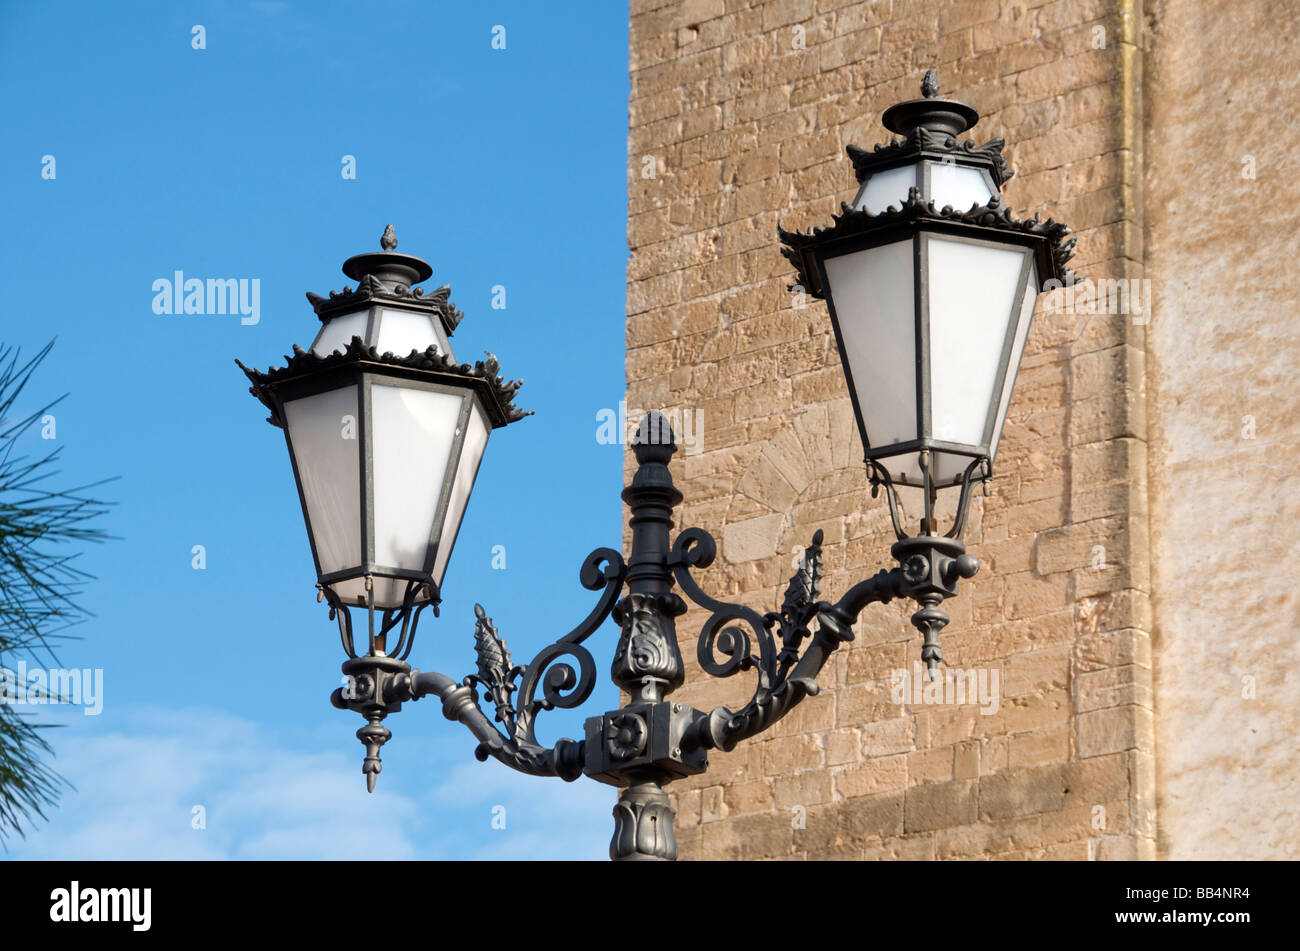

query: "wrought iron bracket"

left=324, top=412, right=980, bottom=860
left=584, top=700, right=709, bottom=786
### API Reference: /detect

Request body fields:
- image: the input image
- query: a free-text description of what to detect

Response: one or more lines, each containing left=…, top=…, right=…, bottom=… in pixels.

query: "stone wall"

left=626, top=0, right=1291, bottom=860
left=1143, top=0, right=1300, bottom=860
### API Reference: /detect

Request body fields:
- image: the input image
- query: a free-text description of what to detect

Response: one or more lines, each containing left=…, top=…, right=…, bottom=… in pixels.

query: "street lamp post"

left=236, top=71, right=1074, bottom=861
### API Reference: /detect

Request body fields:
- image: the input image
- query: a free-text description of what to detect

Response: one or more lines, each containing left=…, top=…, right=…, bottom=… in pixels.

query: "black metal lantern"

left=781, top=71, right=1075, bottom=537
left=237, top=226, right=530, bottom=625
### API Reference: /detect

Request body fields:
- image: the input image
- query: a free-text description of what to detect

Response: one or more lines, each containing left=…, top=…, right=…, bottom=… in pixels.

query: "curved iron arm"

left=423, top=545, right=626, bottom=778
left=673, top=526, right=910, bottom=754
left=332, top=546, right=627, bottom=786
left=406, top=670, right=586, bottom=781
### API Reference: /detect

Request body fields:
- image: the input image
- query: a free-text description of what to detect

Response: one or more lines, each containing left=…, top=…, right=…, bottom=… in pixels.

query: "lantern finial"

left=342, top=226, right=432, bottom=287
left=881, top=70, right=978, bottom=137
left=630, top=412, right=677, bottom=466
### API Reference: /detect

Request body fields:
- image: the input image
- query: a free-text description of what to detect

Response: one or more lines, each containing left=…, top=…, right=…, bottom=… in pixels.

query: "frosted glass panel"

left=882, top=450, right=972, bottom=488
left=334, top=575, right=429, bottom=610
left=824, top=240, right=917, bottom=452
left=432, top=399, right=490, bottom=588
left=928, top=163, right=995, bottom=213
left=989, top=260, right=1039, bottom=464
left=853, top=164, right=919, bottom=214
left=330, top=576, right=369, bottom=608
left=927, top=238, right=1028, bottom=448
left=369, top=384, right=463, bottom=605
left=375, top=309, right=445, bottom=359
left=312, top=310, right=369, bottom=356
left=283, top=386, right=362, bottom=576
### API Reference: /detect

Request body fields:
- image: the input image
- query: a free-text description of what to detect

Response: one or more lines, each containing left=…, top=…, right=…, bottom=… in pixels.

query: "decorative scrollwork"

left=670, top=527, right=776, bottom=683
left=611, top=591, right=686, bottom=693
left=460, top=546, right=626, bottom=767
left=669, top=527, right=831, bottom=752
left=694, top=677, right=823, bottom=754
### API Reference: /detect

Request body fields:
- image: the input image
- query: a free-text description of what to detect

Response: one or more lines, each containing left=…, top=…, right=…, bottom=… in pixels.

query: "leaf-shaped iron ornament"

left=768, top=529, right=824, bottom=681
left=470, top=603, right=517, bottom=729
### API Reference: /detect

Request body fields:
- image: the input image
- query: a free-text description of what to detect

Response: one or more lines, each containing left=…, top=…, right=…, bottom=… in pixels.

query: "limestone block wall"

left=1143, top=0, right=1300, bottom=860
left=625, top=0, right=1293, bottom=860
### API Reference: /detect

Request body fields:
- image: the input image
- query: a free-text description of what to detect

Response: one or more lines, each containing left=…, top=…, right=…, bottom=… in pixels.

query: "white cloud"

left=6, top=704, right=614, bottom=860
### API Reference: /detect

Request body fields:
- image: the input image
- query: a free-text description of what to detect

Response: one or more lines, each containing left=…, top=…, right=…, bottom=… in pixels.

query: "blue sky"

left=0, top=1, right=629, bottom=859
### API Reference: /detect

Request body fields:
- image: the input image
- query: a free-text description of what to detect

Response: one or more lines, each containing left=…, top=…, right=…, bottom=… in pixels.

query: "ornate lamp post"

left=236, top=71, right=1074, bottom=861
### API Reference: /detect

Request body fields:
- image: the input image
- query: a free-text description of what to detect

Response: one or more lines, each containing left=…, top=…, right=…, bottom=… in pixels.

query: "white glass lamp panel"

left=852, top=164, right=919, bottom=214
left=330, top=576, right=369, bottom=608
left=933, top=450, right=977, bottom=486
left=374, top=309, right=447, bottom=359
left=824, top=239, right=918, bottom=453
left=369, top=575, right=418, bottom=611
left=282, top=385, right=362, bottom=577
left=432, top=399, right=490, bottom=588
left=334, top=574, right=434, bottom=611
left=926, top=238, right=1028, bottom=449
left=989, top=260, right=1039, bottom=465
left=311, top=310, right=370, bottom=356
left=927, top=163, right=996, bottom=212
left=888, top=451, right=925, bottom=486
left=875, top=450, right=976, bottom=493
left=369, top=384, right=463, bottom=582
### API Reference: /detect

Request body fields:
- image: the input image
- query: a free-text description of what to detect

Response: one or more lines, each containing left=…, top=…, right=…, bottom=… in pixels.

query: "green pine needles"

left=0, top=341, right=112, bottom=843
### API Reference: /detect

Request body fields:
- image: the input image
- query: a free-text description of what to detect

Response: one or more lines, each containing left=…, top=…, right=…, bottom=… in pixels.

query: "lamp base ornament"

left=611, top=781, right=678, bottom=861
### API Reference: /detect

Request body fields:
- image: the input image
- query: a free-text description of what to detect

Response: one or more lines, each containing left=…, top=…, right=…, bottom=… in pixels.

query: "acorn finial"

left=380, top=224, right=397, bottom=251
left=921, top=69, right=939, bottom=98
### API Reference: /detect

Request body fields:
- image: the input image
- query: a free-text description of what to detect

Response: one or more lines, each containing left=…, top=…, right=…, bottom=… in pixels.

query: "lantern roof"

left=848, top=70, right=1015, bottom=189
left=778, top=70, right=1077, bottom=298
left=305, top=225, right=465, bottom=338
left=778, top=191, right=1077, bottom=299
left=238, top=224, right=530, bottom=431
left=236, top=338, right=532, bottom=430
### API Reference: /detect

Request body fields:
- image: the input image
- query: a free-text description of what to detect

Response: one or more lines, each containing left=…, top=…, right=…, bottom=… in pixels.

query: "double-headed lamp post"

left=237, top=72, right=1074, bottom=861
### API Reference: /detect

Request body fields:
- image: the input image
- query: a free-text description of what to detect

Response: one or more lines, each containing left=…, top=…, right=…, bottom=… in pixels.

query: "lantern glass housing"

left=853, top=160, right=996, bottom=215
left=780, top=72, right=1076, bottom=500
left=238, top=226, right=529, bottom=612
left=311, top=306, right=455, bottom=361
left=277, top=372, right=489, bottom=609
left=819, top=232, right=1037, bottom=487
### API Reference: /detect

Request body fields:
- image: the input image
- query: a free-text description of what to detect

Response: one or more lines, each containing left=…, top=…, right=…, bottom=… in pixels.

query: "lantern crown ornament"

left=236, top=225, right=530, bottom=623
left=780, top=69, right=1076, bottom=539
